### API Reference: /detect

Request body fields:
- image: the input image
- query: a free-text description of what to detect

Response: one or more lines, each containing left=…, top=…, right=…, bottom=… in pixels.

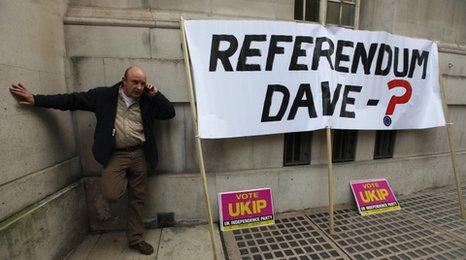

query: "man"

left=9, top=66, right=175, bottom=255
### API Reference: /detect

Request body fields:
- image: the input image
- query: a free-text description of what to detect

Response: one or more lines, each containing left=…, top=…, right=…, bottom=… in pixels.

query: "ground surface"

left=67, top=185, right=466, bottom=259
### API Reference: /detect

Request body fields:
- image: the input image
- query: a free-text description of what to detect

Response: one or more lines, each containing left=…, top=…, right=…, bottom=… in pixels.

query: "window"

left=374, top=130, right=397, bottom=159
left=284, top=132, right=312, bottom=166
left=332, top=130, right=358, bottom=162
left=294, top=0, right=320, bottom=22
left=288, top=0, right=360, bottom=165
left=326, top=0, right=356, bottom=28
left=294, top=0, right=358, bottom=28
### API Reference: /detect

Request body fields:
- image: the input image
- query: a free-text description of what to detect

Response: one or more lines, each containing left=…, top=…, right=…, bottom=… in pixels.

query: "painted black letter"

left=261, top=84, right=290, bottom=122
left=351, top=43, right=378, bottom=74
left=237, top=34, right=266, bottom=71
left=335, top=40, right=354, bottom=73
left=312, top=37, right=335, bottom=70
left=209, top=35, right=238, bottom=71
left=375, top=44, right=393, bottom=76
left=340, top=85, right=362, bottom=118
left=408, top=50, right=429, bottom=79
left=321, top=81, right=342, bottom=116
left=287, top=83, right=317, bottom=120
left=289, top=36, right=313, bottom=70
left=266, top=35, right=293, bottom=71
left=394, top=47, right=409, bottom=77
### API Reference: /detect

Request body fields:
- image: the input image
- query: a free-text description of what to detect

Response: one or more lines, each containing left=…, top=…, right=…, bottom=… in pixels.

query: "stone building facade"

left=0, top=0, right=465, bottom=258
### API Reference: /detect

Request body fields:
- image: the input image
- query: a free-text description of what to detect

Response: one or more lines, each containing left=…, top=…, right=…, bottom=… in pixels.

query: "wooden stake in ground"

left=180, top=17, right=219, bottom=260
left=439, top=72, right=466, bottom=219
left=317, top=0, right=335, bottom=234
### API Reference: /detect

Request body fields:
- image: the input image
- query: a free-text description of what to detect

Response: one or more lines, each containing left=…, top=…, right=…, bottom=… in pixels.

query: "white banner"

left=184, top=20, right=445, bottom=139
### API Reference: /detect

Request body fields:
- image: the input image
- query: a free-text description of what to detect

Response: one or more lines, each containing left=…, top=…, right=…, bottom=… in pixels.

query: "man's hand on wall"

left=9, top=83, right=35, bottom=106
left=145, top=83, right=158, bottom=96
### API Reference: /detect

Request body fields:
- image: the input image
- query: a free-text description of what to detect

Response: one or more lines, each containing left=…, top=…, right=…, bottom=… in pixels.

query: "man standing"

left=9, top=66, right=175, bottom=255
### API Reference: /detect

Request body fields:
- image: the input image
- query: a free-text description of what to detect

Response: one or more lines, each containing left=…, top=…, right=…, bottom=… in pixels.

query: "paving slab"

left=157, top=224, right=224, bottom=260
left=67, top=229, right=161, bottom=259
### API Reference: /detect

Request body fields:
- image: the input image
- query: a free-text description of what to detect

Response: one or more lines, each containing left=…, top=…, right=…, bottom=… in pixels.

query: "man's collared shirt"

left=114, top=87, right=145, bottom=149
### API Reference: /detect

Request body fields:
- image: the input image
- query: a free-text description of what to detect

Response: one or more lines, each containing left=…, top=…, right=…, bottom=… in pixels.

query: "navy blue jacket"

left=33, top=81, right=175, bottom=170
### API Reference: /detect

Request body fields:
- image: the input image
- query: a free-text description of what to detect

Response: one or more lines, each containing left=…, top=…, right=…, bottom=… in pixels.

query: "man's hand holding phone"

left=145, top=83, right=158, bottom=96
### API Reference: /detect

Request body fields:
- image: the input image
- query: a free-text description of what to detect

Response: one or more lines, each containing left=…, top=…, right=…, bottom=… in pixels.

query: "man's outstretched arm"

left=9, top=83, right=98, bottom=112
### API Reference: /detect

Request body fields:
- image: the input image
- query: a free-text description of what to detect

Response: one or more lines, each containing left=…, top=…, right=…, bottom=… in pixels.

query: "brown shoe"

left=129, top=241, right=154, bottom=255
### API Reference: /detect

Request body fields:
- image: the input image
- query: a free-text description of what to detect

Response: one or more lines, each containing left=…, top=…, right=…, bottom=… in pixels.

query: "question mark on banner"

left=383, top=79, right=413, bottom=126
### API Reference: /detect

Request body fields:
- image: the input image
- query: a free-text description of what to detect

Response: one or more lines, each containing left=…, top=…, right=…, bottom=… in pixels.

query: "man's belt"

left=114, top=143, right=144, bottom=152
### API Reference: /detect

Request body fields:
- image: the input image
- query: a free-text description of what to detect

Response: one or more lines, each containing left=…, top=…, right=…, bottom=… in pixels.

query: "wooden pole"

left=326, top=127, right=335, bottom=233
left=180, top=18, right=219, bottom=259
left=439, top=72, right=466, bottom=219
left=317, top=0, right=335, bottom=234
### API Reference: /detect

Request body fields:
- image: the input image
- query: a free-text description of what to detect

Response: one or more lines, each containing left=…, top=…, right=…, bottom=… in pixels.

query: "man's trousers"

left=101, top=148, right=147, bottom=245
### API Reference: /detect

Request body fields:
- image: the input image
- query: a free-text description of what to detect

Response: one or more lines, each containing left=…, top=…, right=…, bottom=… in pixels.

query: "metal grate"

left=222, top=212, right=349, bottom=259
left=223, top=186, right=466, bottom=259
left=308, top=208, right=466, bottom=259
left=401, top=187, right=466, bottom=240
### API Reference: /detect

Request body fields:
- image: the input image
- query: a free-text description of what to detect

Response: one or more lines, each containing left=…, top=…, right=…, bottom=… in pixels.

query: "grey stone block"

left=251, top=134, right=284, bottom=169
left=355, top=131, right=376, bottom=161
left=70, top=57, right=106, bottom=88
left=439, top=52, right=466, bottom=78
left=154, top=103, right=187, bottom=173
left=394, top=128, right=449, bottom=158
left=211, top=0, right=281, bottom=19
left=276, top=165, right=328, bottom=212
left=359, top=0, right=396, bottom=32
left=394, top=0, right=465, bottom=44
left=0, top=65, right=77, bottom=185
left=0, top=157, right=81, bottom=222
left=0, top=182, right=87, bottom=259
left=150, top=28, right=183, bottom=59
left=202, top=138, right=254, bottom=172
left=65, top=25, right=151, bottom=58
left=144, top=173, right=217, bottom=222
left=310, top=129, right=328, bottom=165
left=444, top=76, right=466, bottom=105
left=450, top=106, right=466, bottom=151
left=0, top=0, right=66, bottom=74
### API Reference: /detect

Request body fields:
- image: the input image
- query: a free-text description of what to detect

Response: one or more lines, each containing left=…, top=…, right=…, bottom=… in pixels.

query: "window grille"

left=374, top=130, right=397, bottom=159
left=332, top=130, right=358, bottom=162
left=284, top=132, right=312, bottom=166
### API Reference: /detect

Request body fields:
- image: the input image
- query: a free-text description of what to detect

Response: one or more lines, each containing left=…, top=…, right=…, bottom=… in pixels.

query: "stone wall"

left=0, top=0, right=87, bottom=258
left=62, top=0, right=466, bottom=229
left=1, top=2, right=464, bottom=251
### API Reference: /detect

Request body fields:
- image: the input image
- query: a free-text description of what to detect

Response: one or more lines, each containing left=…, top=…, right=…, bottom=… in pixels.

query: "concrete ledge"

left=63, top=6, right=466, bottom=57
left=0, top=156, right=81, bottom=221
left=82, top=151, right=466, bottom=230
left=64, top=6, right=295, bottom=29
left=0, top=181, right=87, bottom=259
